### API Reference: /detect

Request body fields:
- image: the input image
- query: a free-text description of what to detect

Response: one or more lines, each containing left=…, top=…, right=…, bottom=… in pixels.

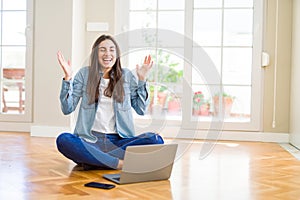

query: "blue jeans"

left=56, top=132, right=164, bottom=169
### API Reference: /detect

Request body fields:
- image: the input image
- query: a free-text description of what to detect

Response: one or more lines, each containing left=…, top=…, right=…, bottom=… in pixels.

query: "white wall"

left=263, top=0, right=292, bottom=133
left=31, top=0, right=85, bottom=137
left=85, top=0, right=115, bottom=55
left=290, top=0, right=300, bottom=148
left=72, top=0, right=86, bottom=72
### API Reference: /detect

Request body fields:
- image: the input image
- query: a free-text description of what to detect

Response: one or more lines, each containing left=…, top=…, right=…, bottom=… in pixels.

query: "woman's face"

left=98, top=39, right=117, bottom=70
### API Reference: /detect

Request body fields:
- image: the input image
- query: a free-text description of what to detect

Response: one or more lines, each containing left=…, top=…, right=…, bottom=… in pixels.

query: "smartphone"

left=84, top=182, right=115, bottom=190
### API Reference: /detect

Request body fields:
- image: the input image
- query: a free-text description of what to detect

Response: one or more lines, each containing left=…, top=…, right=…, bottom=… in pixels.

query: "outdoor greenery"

left=148, top=49, right=183, bottom=85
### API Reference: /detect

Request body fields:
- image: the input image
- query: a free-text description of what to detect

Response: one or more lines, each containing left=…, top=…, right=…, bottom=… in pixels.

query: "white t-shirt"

left=91, top=78, right=117, bottom=134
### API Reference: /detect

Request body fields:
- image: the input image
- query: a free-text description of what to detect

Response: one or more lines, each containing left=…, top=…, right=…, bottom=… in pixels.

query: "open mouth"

left=103, top=58, right=113, bottom=64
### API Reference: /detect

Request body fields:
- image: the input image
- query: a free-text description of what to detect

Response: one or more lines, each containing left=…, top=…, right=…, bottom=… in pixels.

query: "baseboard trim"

left=0, top=122, right=31, bottom=132
left=30, top=125, right=290, bottom=143
left=30, top=125, right=71, bottom=137
left=160, top=128, right=289, bottom=143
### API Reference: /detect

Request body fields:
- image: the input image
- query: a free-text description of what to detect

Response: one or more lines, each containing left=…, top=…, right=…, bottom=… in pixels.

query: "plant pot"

left=213, top=96, right=233, bottom=117
left=193, top=103, right=210, bottom=116
left=200, top=103, right=210, bottom=116
left=168, top=100, right=181, bottom=113
left=193, top=108, right=202, bottom=116
left=149, top=91, right=167, bottom=114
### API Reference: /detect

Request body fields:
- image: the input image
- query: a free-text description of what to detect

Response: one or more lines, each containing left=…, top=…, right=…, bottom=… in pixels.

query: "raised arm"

left=57, top=51, right=84, bottom=115
left=136, top=55, right=153, bottom=81
left=57, top=51, right=73, bottom=81
left=129, top=55, right=153, bottom=115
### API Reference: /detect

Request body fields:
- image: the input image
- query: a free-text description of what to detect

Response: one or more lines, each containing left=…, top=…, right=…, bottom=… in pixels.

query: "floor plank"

left=0, top=132, right=300, bottom=200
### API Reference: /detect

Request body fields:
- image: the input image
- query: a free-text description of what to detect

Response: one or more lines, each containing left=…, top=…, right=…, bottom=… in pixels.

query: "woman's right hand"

left=57, top=51, right=72, bottom=81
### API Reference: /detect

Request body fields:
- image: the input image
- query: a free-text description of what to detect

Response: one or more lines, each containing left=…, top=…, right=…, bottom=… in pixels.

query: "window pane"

left=223, top=9, right=253, bottom=46
left=2, top=47, right=26, bottom=68
left=203, top=47, right=222, bottom=74
left=130, top=0, right=156, bottom=10
left=2, top=68, right=25, bottom=113
left=1, top=47, right=26, bottom=114
left=193, top=10, right=222, bottom=46
left=129, top=11, right=156, bottom=47
left=192, top=47, right=221, bottom=85
left=129, top=11, right=156, bottom=30
left=129, top=12, right=184, bottom=47
left=150, top=48, right=184, bottom=83
left=224, top=0, right=253, bottom=8
left=3, top=0, right=26, bottom=10
left=0, top=0, right=30, bottom=116
left=158, top=11, right=184, bottom=35
left=126, top=49, right=156, bottom=71
left=158, top=0, right=184, bottom=10
left=222, top=48, right=252, bottom=85
left=194, top=0, right=222, bottom=8
left=150, top=49, right=183, bottom=118
left=128, top=30, right=157, bottom=48
left=220, top=86, right=251, bottom=121
left=127, top=48, right=184, bottom=119
left=2, top=11, right=26, bottom=45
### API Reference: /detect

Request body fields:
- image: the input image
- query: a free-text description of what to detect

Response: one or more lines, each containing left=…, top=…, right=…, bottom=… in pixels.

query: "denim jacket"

left=60, top=66, right=149, bottom=142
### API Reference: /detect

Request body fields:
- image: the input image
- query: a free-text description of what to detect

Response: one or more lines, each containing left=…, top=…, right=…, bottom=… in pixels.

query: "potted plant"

left=213, top=92, right=235, bottom=117
left=192, top=91, right=205, bottom=115
left=149, top=85, right=168, bottom=114
left=148, top=50, right=183, bottom=114
left=167, top=93, right=181, bottom=114
left=200, top=100, right=210, bottom=116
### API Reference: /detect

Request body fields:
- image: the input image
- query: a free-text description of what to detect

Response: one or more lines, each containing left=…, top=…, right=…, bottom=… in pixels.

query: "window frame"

left=115, top=0, right=263, bottom=132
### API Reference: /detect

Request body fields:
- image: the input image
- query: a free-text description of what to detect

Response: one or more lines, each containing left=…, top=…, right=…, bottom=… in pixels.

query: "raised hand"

left=57, top=51, right=72, bottom=81
left=136, top=55, right=153, bottom=81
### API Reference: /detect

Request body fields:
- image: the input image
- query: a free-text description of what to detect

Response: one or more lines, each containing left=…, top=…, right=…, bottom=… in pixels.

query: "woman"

left=56, top=34, right=164, bottom=170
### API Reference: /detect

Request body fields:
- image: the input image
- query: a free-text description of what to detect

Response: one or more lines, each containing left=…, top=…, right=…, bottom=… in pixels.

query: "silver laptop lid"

left=118, top=143, right=178, bottom=184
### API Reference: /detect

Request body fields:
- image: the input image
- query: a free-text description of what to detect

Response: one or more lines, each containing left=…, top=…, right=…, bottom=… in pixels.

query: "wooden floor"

left=0, top=132, right=300, bottom=200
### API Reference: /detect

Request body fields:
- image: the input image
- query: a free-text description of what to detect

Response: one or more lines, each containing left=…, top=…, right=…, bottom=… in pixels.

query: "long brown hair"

left=87, top=35, right=124, bottom=104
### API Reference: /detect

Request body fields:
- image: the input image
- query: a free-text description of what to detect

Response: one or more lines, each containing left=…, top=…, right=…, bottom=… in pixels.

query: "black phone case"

left=84, top=182, right=115, bottom=189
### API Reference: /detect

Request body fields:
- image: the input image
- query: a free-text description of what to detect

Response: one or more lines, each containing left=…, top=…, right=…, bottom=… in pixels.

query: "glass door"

left=115, top=0, right=263, bottom=133
left=0, top=0, right=32, bottom=122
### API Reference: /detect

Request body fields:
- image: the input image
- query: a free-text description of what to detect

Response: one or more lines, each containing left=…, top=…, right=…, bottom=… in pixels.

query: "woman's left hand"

left=136, top=55, right=153, bottom=81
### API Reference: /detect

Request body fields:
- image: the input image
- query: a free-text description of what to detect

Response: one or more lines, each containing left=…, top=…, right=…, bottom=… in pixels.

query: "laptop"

left=103, top=143, right=178, bottom=184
